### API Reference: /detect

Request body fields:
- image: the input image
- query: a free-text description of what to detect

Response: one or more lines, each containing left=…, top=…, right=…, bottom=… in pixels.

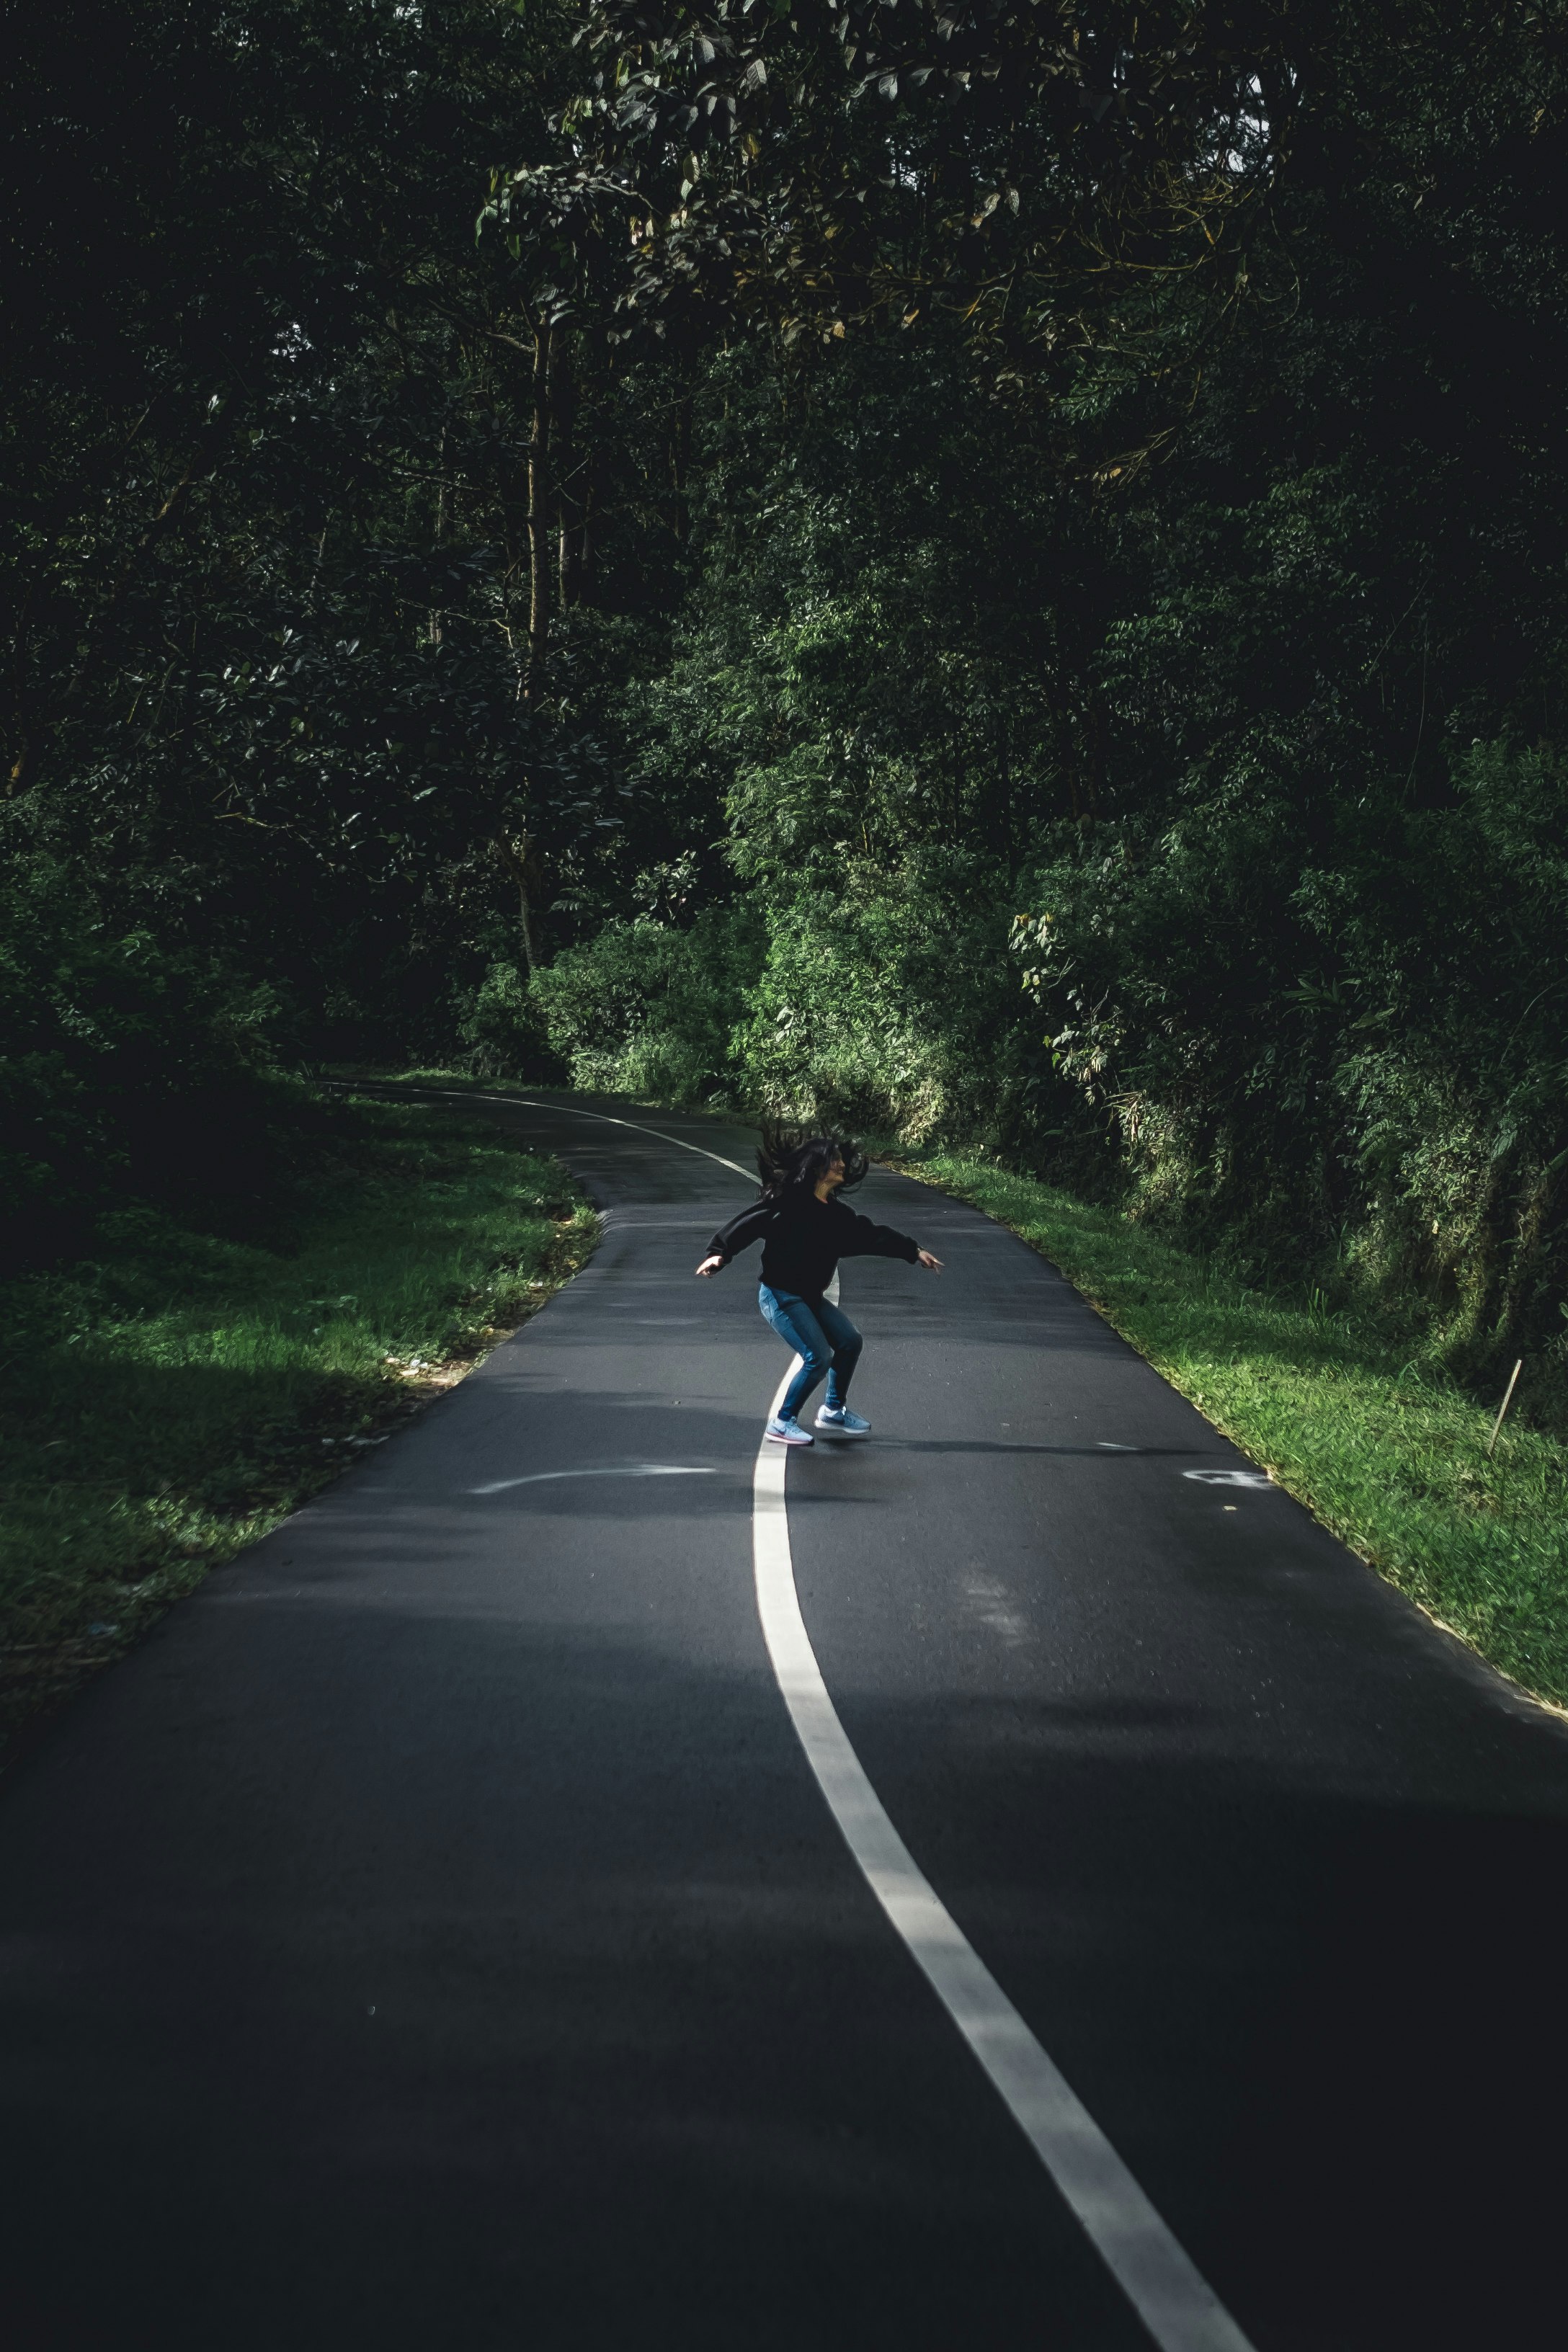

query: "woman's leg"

left=757, top=1286, right=833, bottom=1421
left=812, top=1297, right=864, bottom=1408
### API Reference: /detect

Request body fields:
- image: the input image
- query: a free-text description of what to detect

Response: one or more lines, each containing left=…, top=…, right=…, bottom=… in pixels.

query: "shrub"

left=532, top=906, right=763, bottom=1102
left=458, top=962, right=565, bottom=1082
left=0, top=854, right=281, bottom=1267
left=734, top=860, right=1030, bottom=1144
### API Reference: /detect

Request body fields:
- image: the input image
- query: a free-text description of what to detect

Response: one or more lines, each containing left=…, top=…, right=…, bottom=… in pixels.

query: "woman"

left=695, top=1128, right=943, bottom=1447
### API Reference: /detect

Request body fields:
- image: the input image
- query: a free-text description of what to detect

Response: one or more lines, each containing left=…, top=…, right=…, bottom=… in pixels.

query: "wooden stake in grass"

left=1487, top=1358, right=1525, bottom=1458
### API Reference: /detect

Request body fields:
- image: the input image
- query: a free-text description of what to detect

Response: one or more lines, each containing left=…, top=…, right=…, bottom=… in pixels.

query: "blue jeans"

left=758, top=1286, right=863, bottom=1422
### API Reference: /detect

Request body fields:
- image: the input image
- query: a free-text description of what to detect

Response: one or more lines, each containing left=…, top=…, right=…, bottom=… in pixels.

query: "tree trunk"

left=669, top=396, right=692, bottom=549
left=494, top=830, right=543, bottom=974
left=428, top=429, right=447, bottom=646
left=525, top=328, right=551, bottom=705
left=577, top=476, right=595, bottom=604
left=550, top=333, right=580, bottom=610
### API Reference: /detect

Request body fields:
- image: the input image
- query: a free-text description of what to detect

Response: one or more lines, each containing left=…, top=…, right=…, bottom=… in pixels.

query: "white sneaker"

left=765, top=1416, right=814, bottom=1447
left=815, top=1404, right=871, bottom=1437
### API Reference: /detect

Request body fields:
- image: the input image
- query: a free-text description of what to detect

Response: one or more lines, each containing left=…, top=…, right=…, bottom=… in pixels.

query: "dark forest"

left=7, top=0, right=1568, bottom=1403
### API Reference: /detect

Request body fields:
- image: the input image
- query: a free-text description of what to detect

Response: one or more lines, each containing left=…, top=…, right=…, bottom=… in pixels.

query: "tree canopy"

left=6, top=0, right=1568, bottom=1395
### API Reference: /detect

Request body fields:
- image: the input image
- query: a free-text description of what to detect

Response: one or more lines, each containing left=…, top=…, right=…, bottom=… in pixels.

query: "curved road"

left=4, top=1091, right=1567, bottom=2350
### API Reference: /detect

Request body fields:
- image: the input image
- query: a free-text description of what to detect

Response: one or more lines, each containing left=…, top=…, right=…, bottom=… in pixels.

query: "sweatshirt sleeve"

left=835, top=1203, right=919, bottom=1263
left=706, top=1198, right=774, bottom=1265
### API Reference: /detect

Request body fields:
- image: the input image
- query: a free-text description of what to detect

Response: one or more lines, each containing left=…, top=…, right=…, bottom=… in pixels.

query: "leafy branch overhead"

left=491, top=0, right=1292, bottom=357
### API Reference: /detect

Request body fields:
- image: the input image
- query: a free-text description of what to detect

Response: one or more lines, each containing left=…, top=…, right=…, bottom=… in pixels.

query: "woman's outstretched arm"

left=695, top=1197, right=772, bottom=1276
left=835, top=1206, right=941, bottom=1269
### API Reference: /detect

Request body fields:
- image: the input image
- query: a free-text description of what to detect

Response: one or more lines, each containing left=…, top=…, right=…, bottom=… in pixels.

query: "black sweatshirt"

left=707, top=1188, right=919, bottom=1300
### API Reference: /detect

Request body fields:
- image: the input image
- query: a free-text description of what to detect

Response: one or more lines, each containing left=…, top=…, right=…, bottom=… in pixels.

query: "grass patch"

left=899, top=1149, right=1568, bottom=1711
left=0, top=1092, right=596, bottom=1752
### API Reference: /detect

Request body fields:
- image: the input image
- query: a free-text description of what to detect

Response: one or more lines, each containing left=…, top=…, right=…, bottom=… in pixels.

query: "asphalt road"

left=4, top=1090, right=1567, bottom=2351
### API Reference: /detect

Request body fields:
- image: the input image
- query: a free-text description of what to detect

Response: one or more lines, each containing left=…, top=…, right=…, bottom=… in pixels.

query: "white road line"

left=472, top=1464, right=715, bottom=1497
left=393, top=1088, right=754, bottom=1181
left=752, top=1359, right=1257, bottom=2352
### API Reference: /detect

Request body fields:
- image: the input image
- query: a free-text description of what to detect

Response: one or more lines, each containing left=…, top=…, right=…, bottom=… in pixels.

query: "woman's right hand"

left=695, top=1254, right=724, bottom=1278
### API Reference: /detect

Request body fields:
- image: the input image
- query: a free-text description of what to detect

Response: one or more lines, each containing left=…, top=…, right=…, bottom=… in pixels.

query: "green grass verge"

left=0, top=1092, right=596, bottom=1751
left=899, top=1150, right=1568, bottom=1711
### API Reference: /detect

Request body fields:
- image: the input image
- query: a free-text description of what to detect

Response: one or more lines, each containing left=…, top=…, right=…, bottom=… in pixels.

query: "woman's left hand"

left=916, top=1249, right=944, bottom=1270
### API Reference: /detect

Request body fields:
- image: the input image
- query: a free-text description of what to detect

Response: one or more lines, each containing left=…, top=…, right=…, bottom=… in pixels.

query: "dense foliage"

left=6, top=0, right=1568, bottom=1399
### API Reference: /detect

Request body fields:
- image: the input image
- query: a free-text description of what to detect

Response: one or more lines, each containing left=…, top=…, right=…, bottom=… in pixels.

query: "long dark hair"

left=756, top=1123, right=868, bottom=1198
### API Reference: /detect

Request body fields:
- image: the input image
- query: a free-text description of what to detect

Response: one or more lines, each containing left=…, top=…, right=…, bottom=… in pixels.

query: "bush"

left=734, top=859, right=1034, bottom=1144
left=458, top=962, right=566, bottom=1082
left=0, top=854, right=283, bottom=1267
left=1012, top=736, right=1568, bottom=1378
left=532, top=906, right=764, bottom=1102
left=526, top=863, right=1060, bottom=1153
